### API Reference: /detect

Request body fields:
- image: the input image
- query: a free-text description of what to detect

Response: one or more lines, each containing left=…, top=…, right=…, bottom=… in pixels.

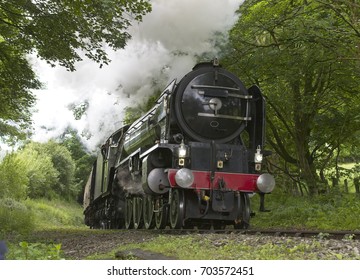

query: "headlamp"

left=254, top=145, right=263, bottom=163
left=256, top=173, right=275, bottom=193
left=175, top=168, right=194, bottom=188
left=178, top=140, right=187, bottom=158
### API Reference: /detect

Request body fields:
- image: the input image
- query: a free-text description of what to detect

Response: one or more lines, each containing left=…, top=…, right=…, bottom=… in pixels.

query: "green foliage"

left=6, top=241, right=63, bottom=260
left=14, top=140, right=76, bottom=200
left=0, top=43, right=40, bottom=143
left=15, top=146, right=59, bottom=199
left=0, top=198, right=35, bottom=235
left=0, top=154, right=29, bottom=200
left=94, top=233, right=358, bottom=260
left=250, top=191, right=360, bottom=230
left=123, top=90, right=162, bottom=125
left=123, top=106, right=143, bottom=125
left=224, top=0, right=360, bottom=193
left=2, top=198, right=84, bottom=259
left=0, top=0, right=151, bottom=140
left=0, top=0, right=151, bottom=70
left=0, top=139, right=84, bottom=234
left=60, top=130, right=96, bottom=202
left=42, top=141, right=76, bottom=197
left=68, top=101, right=89, bottom=120
left=24, top=199, right=85, bottom=229
left=1, top=136, right=94, bottom=202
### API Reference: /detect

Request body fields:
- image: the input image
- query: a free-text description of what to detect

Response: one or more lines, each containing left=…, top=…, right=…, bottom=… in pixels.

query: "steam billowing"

left=31, top=0, right=242, bottom=151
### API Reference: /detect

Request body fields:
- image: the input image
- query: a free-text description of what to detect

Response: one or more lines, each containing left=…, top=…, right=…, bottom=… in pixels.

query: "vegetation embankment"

left=0, top=134, right=94, bottom=259
left=250, top=190, right=360, bottom=231
left=1, top=198, right=85, bottom=260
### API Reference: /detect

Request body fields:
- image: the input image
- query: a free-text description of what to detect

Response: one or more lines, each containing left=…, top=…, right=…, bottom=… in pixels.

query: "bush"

left=0, top=198, right=35, bottom=235
left=14, top=140, right=77, bottom=200
left=0, top=154, right=29, bottom=200
left=250, top=191, right=360, bottom=230
left=16, top=148, right=59, bottom=199
left=6, top=241, right=63, bottom=260
left=24, top=198, right=85, bottom=229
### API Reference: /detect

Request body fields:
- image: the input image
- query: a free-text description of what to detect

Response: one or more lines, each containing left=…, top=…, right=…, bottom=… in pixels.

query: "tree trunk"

left=297, top=143, right=319, bottom=195
left=355, top=178, right=360, bottom=196
left=292, top=76, right=319, bottom=195
left=294, top=120, right=319, bottom=195
left=344, top=179, right=348, bottom=193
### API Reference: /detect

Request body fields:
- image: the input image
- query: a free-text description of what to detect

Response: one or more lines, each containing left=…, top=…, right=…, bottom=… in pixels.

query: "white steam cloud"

left=30, top=0, right=242, bottom=152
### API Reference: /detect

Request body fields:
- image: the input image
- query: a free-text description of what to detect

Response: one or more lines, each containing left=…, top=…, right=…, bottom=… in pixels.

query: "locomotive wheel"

left=154, top=198, right=168, bottom=229
left=234, top=192, right=251, bottom=229
left=133, top=196, right=144, bottom=229
left=124, top=196, right=133, bottom=229
left=170, top=189, right=185, bottom=229
left=143, top=195, right=155, bottom=229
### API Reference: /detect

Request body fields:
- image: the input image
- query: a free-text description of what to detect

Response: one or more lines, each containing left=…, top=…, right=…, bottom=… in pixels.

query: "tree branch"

left=267, top=117, right=298, bottom=164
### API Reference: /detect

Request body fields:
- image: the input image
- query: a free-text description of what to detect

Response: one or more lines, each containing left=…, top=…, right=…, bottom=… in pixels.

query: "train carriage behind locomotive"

left=83, top=60, right=275, bottom=229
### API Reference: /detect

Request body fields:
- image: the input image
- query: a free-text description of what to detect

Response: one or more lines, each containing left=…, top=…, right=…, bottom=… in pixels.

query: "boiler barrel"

left=123, top=120, right=160, bottom=155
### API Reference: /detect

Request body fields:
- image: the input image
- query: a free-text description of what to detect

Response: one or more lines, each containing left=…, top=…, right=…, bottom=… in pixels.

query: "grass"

left=6, top=241, right=63, bottom=260
left=23, top=198, right=85, bottom=229
left=1, top=198, right=85, bottom=260
left=249, top=190, right=360, bottom=231
left=0, top=198, right=35, bottom=235
left=88, top=233, right=359, bottom=260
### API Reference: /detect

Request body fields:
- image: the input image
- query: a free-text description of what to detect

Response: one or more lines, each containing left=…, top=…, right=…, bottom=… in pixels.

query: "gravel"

left=22, top=229, right=360, bottom=260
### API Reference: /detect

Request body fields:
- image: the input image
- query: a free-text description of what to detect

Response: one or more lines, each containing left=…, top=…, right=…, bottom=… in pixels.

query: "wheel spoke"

left=143, top=195, right=155, bottom=229
left=133, top=196, right=143, bottom=229
left=170, top=189, right=185, bottom=229
left=155, top=198, right=168, bottom=229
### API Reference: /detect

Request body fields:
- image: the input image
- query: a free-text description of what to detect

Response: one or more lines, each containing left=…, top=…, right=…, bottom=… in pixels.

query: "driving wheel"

left=124, top=196, right=133, bottom=229
left=170, top=189, right=185, bottom=229
left=155, top=197, right=168, bottom=229
left=133, top=196, right=143, bottom=229
left=143, top=195, right=155, bottom=229
left=234, top=192, right=251, bottom=229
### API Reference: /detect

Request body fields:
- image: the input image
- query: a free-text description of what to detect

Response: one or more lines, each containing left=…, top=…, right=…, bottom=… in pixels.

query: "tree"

left=0, top=154, right=29, bottom=200
left=13, top=140, right=77, bottom=199
left=224, top=0, right=360, bottom=194
left=123, top=89, right=162, bottom=125
left=15, top=145, right=59, bottom=199
left=0, top=0, right=151, bottom=140
left=42, top=141, right=76, bottom=197
left=60, top=129, right=96, bottom=202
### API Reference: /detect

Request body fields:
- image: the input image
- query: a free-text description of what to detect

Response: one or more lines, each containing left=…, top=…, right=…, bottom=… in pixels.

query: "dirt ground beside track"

left=14, top=228, right=360, bottom=260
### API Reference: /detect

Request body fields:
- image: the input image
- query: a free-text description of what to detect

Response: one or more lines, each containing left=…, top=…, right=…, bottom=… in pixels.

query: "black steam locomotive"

left=83, top=59, right=275, bottom=230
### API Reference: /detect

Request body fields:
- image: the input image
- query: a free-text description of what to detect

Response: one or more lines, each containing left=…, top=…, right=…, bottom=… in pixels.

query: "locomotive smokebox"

left=173, top=61, right=253, bottom=143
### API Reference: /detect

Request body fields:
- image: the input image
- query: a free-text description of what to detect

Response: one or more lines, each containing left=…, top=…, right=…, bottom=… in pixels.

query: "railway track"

left=114, top=228, right=360, bottom=259
left=153, top=228, right=360, bottom=240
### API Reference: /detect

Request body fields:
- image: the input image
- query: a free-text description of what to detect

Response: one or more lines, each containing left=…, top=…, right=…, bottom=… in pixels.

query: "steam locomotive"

left=83, top=59, right=275, bottom=230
